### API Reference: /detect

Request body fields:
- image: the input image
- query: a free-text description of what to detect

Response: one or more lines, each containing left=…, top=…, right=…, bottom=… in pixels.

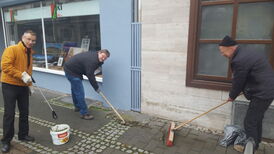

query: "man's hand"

left=21, top=71, right=32, bottom=84
left=227, top=97, right=234, bottom=102
left=29, top=86, right=34, bottom=95
left=96, top=88, right=101, bottom=93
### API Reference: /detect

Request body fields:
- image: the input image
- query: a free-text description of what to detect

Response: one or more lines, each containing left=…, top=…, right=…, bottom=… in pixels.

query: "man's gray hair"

left=23, top=30, right=36, bottom=36
left=99, top=49, right=110, bottom=57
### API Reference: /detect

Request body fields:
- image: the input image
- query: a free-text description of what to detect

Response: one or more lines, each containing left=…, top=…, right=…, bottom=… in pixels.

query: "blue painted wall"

left=99, top=0, right=132, bottom=110
left=32, top=0, right=133, bottom=110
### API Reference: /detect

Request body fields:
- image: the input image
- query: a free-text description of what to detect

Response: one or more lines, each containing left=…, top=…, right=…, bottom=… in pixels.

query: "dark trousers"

left=244, top=97, right=272, bottom=149
left=1, top=83, right=29, bottom=144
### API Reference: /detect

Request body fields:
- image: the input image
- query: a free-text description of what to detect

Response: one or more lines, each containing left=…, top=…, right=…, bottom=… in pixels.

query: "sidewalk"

left=0, top=86, right=273, bottom=154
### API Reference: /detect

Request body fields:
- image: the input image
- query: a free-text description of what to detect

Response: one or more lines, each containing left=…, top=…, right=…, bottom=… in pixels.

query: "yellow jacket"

left=1, top=41, right=33, bottom=86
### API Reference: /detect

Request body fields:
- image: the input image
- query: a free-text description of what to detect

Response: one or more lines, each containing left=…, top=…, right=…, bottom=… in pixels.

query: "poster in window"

left=57, top=57, right=63, bottom=66
left=64, top=47, right=84, bottom=62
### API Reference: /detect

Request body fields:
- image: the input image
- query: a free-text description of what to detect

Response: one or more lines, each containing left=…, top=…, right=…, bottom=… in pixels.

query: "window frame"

left=186, top=0, right=274, bottom=91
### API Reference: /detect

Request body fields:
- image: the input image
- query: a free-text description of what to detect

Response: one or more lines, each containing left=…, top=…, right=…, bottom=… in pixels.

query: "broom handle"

left=174, top=100, right=231, bottom=130
left=99, top=91, right=126, bottom=123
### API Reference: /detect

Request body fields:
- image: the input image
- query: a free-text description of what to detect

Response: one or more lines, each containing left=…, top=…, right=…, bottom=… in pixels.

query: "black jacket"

left=64, top=51, right=103, bottom=91
left=229, top=46, right=274, bottom=100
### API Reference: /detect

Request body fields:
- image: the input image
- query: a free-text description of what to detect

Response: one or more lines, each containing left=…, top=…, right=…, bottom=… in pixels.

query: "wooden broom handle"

left=99, top=91, right=126, bottom=124
left=174, top=100, right=231, bottom=130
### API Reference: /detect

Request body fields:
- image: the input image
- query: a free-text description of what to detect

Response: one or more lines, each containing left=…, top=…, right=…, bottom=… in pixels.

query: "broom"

left=166, top=99, right=231, bottom=146
left=98, top=91, right=126, bottom=124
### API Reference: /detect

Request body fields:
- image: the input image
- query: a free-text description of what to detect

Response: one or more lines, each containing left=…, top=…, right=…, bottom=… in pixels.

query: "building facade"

left=141, top=0, right=274, bottom=131
left=0, top=0, right=138, bottom=112
left=0, top=0, right=274, bottom=132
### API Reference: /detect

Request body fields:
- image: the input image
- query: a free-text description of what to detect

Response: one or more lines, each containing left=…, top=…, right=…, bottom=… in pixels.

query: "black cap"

left=219, top=35, right=237, bottom=46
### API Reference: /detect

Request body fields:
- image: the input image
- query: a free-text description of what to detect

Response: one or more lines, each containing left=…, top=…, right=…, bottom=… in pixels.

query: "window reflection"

left=3, top=2, right=44, bottom=67
left=237, top=2, right=274, bottom=40
left=3, top=0, right=100, bottom=71
left=200, top=5, right=233, bottom=39
left=42, top=0, right=100, bottom=70
left=197, top=43, right=228, bottom=77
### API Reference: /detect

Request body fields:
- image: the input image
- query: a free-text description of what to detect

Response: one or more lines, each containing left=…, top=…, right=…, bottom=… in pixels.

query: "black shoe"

left=74, top=107, right=80, bottom=112
left=1, top=143, right=10, bottom=153
left=18, top=135, right=35, bottom=142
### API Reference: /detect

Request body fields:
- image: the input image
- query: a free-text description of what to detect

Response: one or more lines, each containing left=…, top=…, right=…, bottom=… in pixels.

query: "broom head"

left=166, top=122, right=176, bottom=147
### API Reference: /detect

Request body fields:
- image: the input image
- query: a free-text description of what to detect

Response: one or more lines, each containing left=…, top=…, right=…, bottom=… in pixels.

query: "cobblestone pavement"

left=0, top=87, right=274, bottom=154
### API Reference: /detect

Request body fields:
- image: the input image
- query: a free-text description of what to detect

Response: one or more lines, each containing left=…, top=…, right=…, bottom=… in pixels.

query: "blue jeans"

left=65, top=73, right=89, bottom=115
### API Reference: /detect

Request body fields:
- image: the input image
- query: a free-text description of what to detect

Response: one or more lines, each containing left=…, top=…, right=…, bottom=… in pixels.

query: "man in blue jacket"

left=219, top=36, right=274, bottom=152
left=64, top=49, right=110, bottom=120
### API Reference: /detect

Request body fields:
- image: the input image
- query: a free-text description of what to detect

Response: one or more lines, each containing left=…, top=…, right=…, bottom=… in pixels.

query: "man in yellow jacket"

left=1, top=30, right=36, bottom=153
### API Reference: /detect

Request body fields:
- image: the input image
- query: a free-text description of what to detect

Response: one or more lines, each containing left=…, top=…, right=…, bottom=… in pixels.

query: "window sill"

left=186, top=77, right=231, bottom=91
left=33, top=67, right=103, bottom=82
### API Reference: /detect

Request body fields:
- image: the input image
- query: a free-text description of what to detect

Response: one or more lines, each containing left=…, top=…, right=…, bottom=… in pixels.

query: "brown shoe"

left=80, top=114, right=94, bottom=120
left=234, top=144, right=244, bottom=153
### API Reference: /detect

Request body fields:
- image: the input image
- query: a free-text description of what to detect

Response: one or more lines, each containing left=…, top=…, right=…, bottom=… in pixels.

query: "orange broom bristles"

left=166, top=122, right=175, bottom=147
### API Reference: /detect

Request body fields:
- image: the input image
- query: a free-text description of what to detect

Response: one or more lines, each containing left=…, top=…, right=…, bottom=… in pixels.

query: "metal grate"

left=232, top=101, right=274, bottom=140
left=131, top=22, right=141, bottom=112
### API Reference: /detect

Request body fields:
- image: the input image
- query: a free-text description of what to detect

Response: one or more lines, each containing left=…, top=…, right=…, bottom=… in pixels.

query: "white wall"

left=141, top=0, right=247, bottom=130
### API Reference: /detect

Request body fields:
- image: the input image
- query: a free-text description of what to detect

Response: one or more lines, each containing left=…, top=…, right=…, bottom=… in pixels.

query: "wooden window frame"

left=186, top=0, right=274, bottom=91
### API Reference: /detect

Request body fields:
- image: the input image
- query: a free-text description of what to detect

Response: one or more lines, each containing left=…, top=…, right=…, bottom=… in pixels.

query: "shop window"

left=186, top=0, right=274, bottom=90
left=42, top=0, right=100, bottom=70
left=3, top=2, right=44, bottom=64
left=2, top=0, right=101, bottom=74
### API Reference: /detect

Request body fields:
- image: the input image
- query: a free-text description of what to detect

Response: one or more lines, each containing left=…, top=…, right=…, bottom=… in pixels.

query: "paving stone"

left=152, top=132, right=164, bottom=141
left=265, top=146, right=274, bottom=154
left=177, top=128, right=190, bottom=137
left=207, top=134, right=220, bottom=141
left=255, top=149, right=265, bottom=154
left=194, top=132, right=218, bottom=142
left=258, top=144, right=265, bottom=151
left=175, top=143, right=192, bottom=153
left=162, top=146, right=178, bottom=154
left=201, top=149, right=217, bottom=154
left=144, top=140, right=160, bottom=151
left=190, top=140, right=206, bottom=152
left=189, top=129, right=205, bottom=136
left=187, top=150, right=200, bottom=154
left=12, top=142, right=33, bottom=153
left=152, top=147, right=165, bottom=154
left=226, top=146, right=241, bottom=154
left=203, top=141, right=217, bottom=151
left=131, top=141, right=148, bottom=149
left=148, top=121, right=166, bottom=128
left=1, top=87, right=274, bottom=154
left=106, top=149, right=126, bottom=154
left=175, top=135, right=196, bottom=145
left=213, top=145, right=227, bottom=154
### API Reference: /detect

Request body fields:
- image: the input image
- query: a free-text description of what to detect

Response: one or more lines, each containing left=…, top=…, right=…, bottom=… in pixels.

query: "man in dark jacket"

left=64, top=49, right=110, bottom=120
left=219, top=36, right=274, bottom=151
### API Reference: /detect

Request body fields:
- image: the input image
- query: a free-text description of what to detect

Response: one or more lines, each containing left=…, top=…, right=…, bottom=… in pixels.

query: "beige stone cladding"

left=141, top=0, right=248, bottom=130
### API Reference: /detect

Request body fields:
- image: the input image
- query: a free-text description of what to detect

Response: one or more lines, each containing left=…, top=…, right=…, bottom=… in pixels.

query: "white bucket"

left=50, top=124, right=70, bottom=145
